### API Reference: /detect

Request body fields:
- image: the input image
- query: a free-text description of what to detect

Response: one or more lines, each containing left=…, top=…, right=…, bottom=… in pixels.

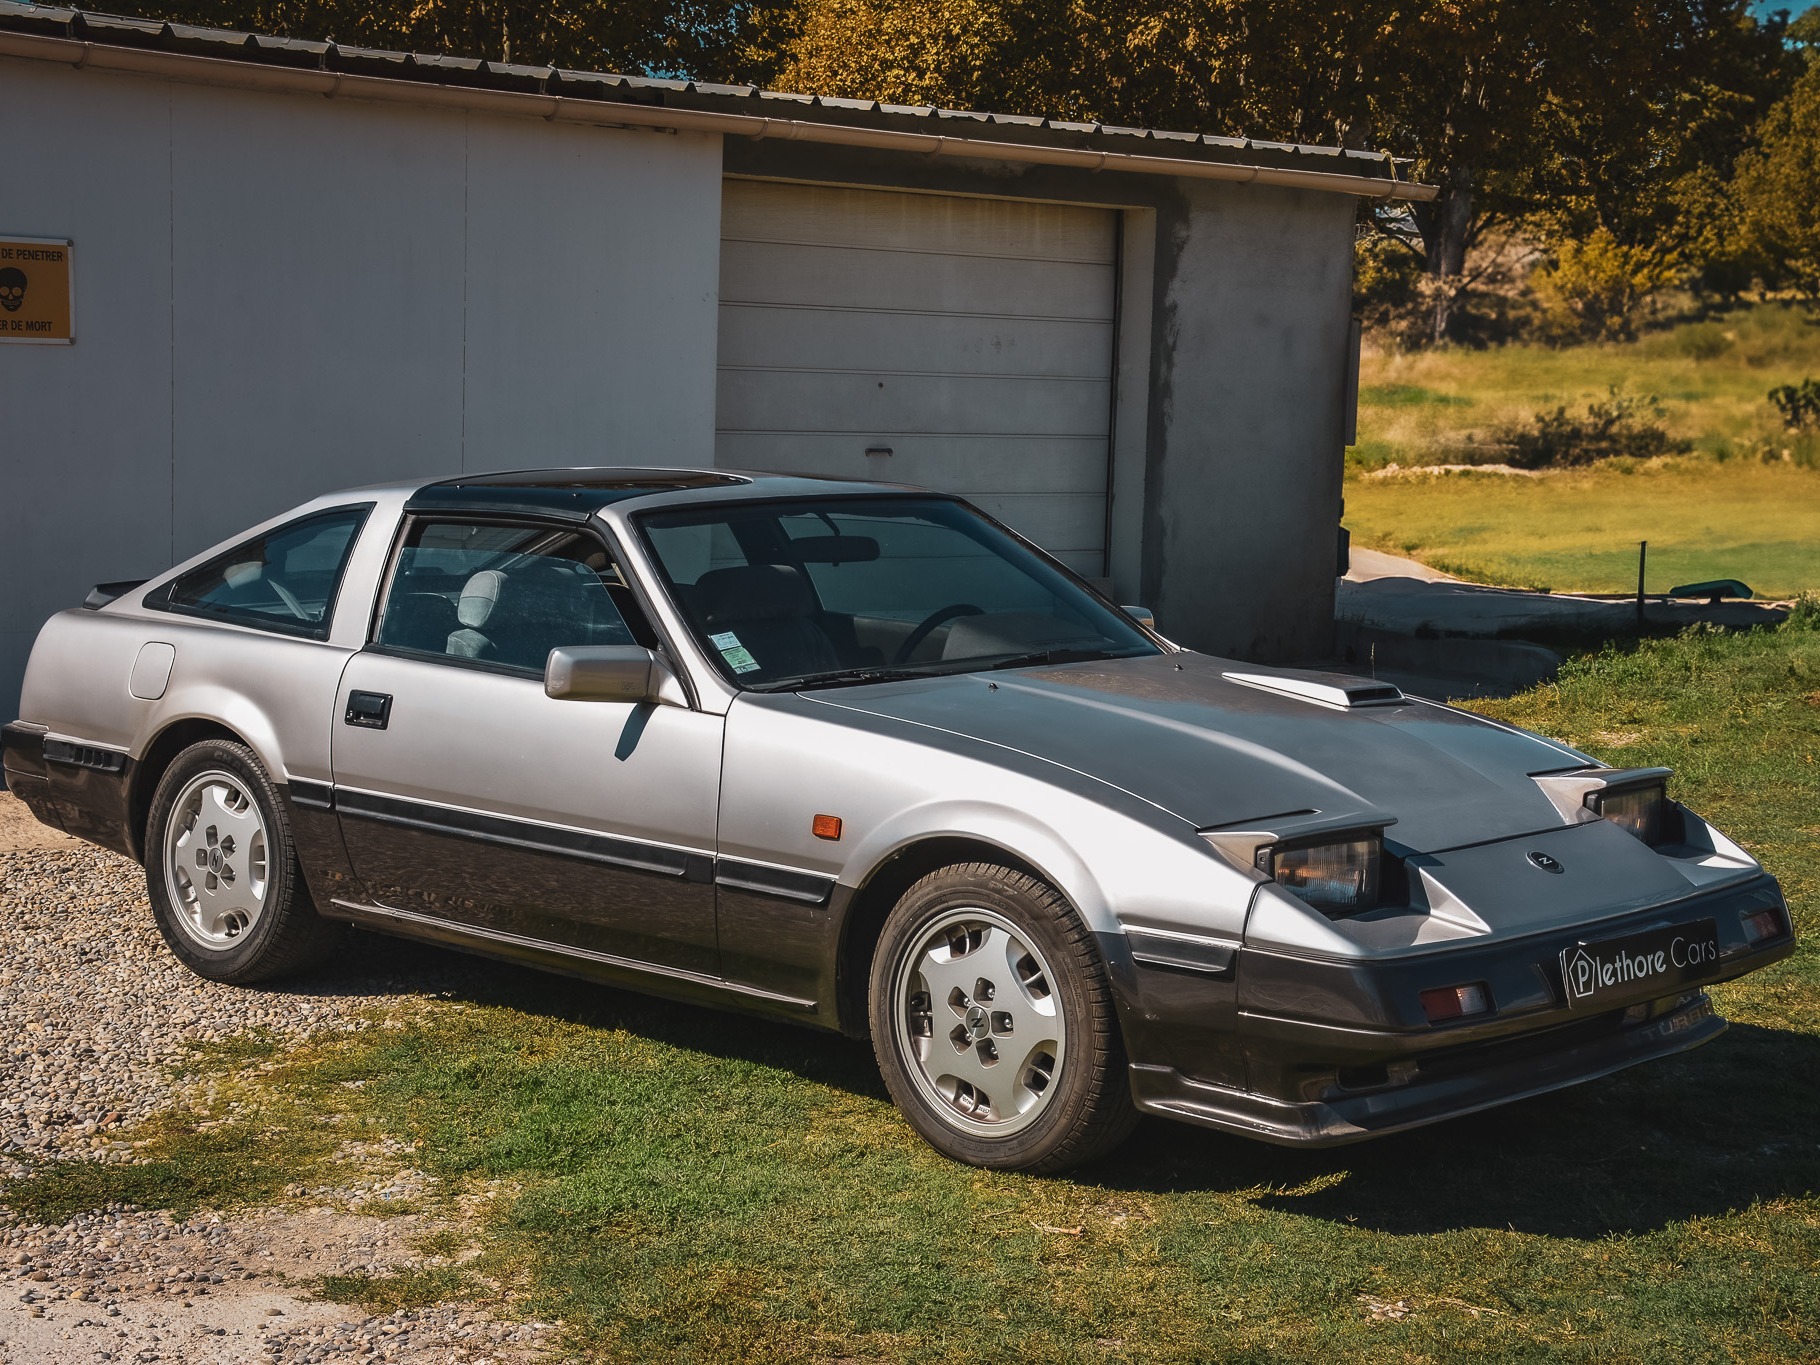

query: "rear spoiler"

left=82, top=579, right=148, bottom=610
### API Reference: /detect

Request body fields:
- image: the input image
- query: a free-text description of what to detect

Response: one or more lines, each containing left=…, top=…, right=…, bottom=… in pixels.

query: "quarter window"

left=375, top=520, right=651, bottom=673
left=147, top=505, right=371, bottom=640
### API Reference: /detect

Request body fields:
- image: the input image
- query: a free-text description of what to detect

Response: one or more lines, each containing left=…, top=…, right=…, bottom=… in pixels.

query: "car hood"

left=805, top=652, right=1593, bottom=852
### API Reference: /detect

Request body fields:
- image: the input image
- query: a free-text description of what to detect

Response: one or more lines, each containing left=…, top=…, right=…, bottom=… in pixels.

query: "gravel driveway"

left=0, top=796, right=557, bottom=1363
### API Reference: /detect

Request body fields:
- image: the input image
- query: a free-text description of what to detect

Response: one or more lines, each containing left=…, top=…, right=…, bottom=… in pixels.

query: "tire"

left=144, top=739, right=343, bottom=984
left=869, top=862, right=1139, bottom=1173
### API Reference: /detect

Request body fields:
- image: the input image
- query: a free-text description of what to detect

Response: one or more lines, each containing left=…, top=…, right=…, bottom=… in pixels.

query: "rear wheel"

left=870, top=862, right=1138, bottom=1172
left=145, top=739, right=342, bottom=983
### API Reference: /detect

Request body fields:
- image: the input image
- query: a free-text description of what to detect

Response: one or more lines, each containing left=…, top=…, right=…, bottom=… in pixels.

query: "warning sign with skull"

left=0, top=237, right=73, bottom=344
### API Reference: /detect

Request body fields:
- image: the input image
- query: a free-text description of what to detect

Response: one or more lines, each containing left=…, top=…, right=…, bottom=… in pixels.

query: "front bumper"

left=1121, top=873, right=1793, bottom=1146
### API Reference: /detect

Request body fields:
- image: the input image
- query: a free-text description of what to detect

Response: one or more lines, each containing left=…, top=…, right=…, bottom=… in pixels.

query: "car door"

left=330, top=515, right=721, bottom=975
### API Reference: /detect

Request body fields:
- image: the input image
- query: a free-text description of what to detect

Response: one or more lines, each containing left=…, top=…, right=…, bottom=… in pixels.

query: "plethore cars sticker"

left=1560, top=918, right=1720, bottom=1008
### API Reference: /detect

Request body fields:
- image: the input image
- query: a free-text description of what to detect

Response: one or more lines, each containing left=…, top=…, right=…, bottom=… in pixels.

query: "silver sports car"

left=2, top=469, right=1795, bottom=1172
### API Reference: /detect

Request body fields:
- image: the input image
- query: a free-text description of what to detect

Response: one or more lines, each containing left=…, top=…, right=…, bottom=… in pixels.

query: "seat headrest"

left=694, top=564, right=818, bottom=625
left=456, top=569, right=507, bottom=629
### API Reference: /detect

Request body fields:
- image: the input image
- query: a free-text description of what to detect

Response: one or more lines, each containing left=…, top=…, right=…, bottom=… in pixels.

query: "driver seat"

left=692, top=564, right=840, bottom=679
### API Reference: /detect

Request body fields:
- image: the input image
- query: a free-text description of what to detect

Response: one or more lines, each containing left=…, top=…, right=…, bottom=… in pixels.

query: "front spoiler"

left=1129, top=990, right=1727, bottom=1146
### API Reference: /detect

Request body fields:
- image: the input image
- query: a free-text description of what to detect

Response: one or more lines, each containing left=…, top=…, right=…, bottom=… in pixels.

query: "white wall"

left=0, top=57, right=723, bottom=720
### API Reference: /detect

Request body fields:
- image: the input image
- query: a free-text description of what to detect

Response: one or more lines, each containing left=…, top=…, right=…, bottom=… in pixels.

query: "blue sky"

left=1754, top=0, right=1818, bottom=15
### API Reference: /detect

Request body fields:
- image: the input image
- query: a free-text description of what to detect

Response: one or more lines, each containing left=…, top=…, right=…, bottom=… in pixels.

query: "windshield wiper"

left=979, top=646, right=1127, bottom=672
left=752, top=647, right=1139, bottom=692
left=750, top=665, right=941, bottom=692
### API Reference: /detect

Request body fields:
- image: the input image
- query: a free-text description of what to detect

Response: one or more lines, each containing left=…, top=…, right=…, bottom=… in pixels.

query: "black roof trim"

left=404, top=468, right=749, bottom=521
left=0, top=1, right=1407, bottom=183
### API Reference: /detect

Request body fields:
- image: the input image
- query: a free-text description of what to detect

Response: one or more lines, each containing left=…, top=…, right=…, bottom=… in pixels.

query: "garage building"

left=0, top=2, right=1433, bottom=717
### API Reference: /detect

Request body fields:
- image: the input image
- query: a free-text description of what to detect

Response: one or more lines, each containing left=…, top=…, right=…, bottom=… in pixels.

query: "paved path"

left=1340, top=549, right=1787, bottom=638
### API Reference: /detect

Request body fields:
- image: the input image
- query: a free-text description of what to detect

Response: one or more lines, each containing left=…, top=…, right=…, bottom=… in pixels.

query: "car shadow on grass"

left=1093, top=1022, right=1820, bottom=1239
left=291, top=929, right=893, bottom=1095
left=290, top=933, right=1816, bottom=1242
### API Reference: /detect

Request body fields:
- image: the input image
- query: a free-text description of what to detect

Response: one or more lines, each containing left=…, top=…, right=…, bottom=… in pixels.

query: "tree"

left=757, top=0, right=1793, bottom=341
left=1736, top=58, right=1820, bottom=302
left=136, top=0, right=753, bottom=77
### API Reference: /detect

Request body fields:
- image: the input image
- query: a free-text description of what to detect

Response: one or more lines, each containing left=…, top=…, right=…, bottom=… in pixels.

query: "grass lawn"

left=1354, top=301, right=1820, bottom=469
left=1343, top=460, right=1820, bottom=596
left=1345, top=303, right=1820, bottom=596
left=7, top=621, right=1820, bottom=1363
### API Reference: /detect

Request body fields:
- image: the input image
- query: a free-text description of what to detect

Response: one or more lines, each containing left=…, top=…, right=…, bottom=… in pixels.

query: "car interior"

left=375, top=524, right=650, bottom=671
left=648, top=500, right=1144, bottom=685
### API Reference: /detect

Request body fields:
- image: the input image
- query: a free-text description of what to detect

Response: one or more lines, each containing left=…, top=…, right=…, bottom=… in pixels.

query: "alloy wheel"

left=162, top=769, right=270, bottom=949
left=891, top=907, right=1067, bottom=1138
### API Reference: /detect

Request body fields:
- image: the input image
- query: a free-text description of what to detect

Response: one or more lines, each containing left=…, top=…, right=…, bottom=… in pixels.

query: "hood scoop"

left=1222, top=671, right=1406, bottom=710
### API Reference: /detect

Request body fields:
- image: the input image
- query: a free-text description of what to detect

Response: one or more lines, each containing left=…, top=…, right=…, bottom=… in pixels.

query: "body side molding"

left=329, top=896, right=819, bottom=1011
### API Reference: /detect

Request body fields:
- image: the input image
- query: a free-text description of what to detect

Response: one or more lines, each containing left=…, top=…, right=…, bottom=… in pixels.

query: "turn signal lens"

left=1587, top=783, right=1669, bottom=846
left=1268, top=837, right=1381, bottom=918
left=811, top=813, right=843, bottom=841
left=1743, top=907, right=1784, bottom=945
left=1420, top=983, right=1491, bottom=1023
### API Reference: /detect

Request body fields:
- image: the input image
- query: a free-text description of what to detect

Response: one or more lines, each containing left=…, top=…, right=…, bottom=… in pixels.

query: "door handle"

left=344, top=691, right=393, bottom=730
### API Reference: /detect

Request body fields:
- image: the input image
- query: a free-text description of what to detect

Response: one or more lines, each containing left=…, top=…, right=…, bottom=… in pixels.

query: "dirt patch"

left=1361, top=462, right=1544, bottom=478
left=0, top=1203, right=556, bottom=1363
left=0, top=794, right=76, bottom=853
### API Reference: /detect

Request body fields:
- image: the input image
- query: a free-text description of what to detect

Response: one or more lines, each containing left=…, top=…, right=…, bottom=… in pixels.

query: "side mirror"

left=544, top=646, right=686, bottom=706
left=1121, top=604, right=1157, bottom=630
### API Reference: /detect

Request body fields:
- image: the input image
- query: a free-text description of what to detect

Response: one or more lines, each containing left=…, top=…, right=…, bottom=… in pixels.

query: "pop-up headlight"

left=1263, top=836, right=1382, bottom=918
left=1586, top=781, right=1672, bottom=846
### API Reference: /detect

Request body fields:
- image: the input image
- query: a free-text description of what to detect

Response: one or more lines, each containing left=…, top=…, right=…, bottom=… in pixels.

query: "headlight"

left=1586, top=782, right=1671, bottom=846
left=1263, top=835, right=1382, bottom=918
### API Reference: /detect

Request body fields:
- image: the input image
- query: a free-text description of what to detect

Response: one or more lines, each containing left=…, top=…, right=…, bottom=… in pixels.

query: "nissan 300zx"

left=1, top=469, right=1795, bottom=1172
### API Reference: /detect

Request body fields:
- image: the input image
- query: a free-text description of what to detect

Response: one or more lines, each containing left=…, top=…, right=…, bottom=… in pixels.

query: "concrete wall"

left=1143, top=180, right=1359, bottom=661
left=0, top=57, right=723, bottom=717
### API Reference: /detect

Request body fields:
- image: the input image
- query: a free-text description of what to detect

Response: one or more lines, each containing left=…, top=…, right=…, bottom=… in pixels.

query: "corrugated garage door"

left=715, top=180, right=1118, bottom=575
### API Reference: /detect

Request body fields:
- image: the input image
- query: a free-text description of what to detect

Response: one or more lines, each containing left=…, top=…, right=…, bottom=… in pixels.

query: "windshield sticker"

left=709, top=630, right=760, bottom=675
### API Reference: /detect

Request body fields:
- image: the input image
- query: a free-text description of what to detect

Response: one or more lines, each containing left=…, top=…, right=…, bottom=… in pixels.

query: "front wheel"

left=145, top=739, right=342, bottom=984
left=869, top=862, right=1138, bottom=1173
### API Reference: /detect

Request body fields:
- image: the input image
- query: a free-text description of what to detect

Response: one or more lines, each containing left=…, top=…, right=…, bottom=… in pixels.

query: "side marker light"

left=812, top=814, right=843, bottom=841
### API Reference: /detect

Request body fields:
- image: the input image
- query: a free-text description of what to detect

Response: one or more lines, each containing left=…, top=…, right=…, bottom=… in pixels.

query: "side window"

left=148, top=505, right=371, bottom=640
left=375, top=520, right=651, bottom=673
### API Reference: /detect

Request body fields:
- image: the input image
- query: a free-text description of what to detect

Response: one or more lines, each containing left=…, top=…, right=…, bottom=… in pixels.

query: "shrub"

left=1768, top=378, right=1820, bottom=432
left=1495, top=389, right=1691, bottom=469
left=1353, top=232, right=1429, bottom=345
left=1531, top=229, right=1679, bottom=342
left=1671, top=322, right=1731, bottom=361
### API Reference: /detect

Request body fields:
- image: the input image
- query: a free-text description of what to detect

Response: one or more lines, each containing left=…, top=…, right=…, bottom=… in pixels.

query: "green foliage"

left=1737, top=61, right=1820, bottom=303
left=1497, top=388, right=1689, bottom=467
left=1531, top=230, right=1680, bottom=342
left=318, top=1265, right=477, bottom=1313
left=766, top=1, right=1794, bottom=344
left=1352, top=233, right=1428, bottom=342
left=130, top=0, right=754, bottom=78
left=0, top=1114, right=318, bottom=1223
left=1769, top=377, right=1820, bottom=431
left=1790, top=7, right=1820, bottom=52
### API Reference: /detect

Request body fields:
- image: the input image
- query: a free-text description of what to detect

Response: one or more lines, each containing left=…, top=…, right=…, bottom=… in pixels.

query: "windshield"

left=637, top=496, right=1160, bottom=689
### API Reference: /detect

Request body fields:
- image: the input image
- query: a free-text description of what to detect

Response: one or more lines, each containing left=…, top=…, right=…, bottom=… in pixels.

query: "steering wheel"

left=269, top=578, right=311, bottom=621
left=894, top=603, right=983, bottom=664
